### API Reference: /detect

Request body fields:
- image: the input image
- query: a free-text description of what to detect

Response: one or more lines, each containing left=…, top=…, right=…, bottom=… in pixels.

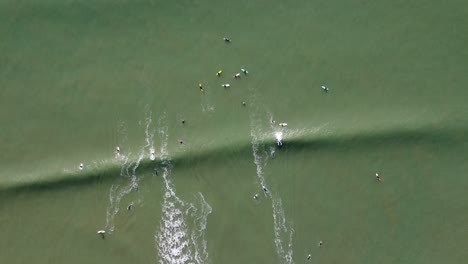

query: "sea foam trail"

left=157, top=166, right=191, bottom=264
left=104, top=111, right=154, bottom=234
left=249, top=107, right=295, bottom=264
left=155, top=119, right=212, bottom=264
left=190, top=193, right=212, bottom=264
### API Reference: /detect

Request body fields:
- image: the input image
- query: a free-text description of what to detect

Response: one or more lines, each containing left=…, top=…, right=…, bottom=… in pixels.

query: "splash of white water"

left=155, top=119, right=212, bottom=264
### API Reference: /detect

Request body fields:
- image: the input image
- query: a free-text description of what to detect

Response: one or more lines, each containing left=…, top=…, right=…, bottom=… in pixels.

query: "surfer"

left=97, top=230, right=106, bottom=239
left=79, top=163, right=84, bottom=170
left=307, top=254, right=311, bottom=261
left=222, top=83, right=230, bottom=88
left=115, top=146, right=121, bottom=157
left=376, top=173, right=383, bottom=183
left=154, top=168, right=158, bottom=176
left=127, top=203, right=133, bottom=211
left=271, top=149, right=276, bottom=158
left=181, top=119, right=185, bottom=124
left=241, top=68, right=248, bottom=75
left=253, top=194, right=259, bottom=200
left=321, top=85, right=329, bottom=92
left=234, top=73, right=241, bottom=78
left=179, top=139, right=184, bottom=144
left=279, top=123, right=287, bottom=127
left=242, top=101, right=246, bottom=106
left=319, top=240, right=323, bottom=247
left=223, top=37, right=231, bottom=42
left=216, top=70, right=223, bottom=76
left=199, top=83, right=204, bottom=92
left=263, top=186, right=268, bottom=194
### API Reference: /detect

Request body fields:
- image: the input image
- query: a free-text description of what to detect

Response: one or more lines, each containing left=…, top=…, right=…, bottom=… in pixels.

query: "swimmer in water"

left=263, top=186, right=268, bottom=193
left=179, top=139, right=184, bottom=144
left=271, top=149, right=276, bottom=158
left=242, top=101, right=246, bottom=106
left=199, top=83, right=204, bottom=92
left=234, top=73, right=241, bottom=78
left=223, top=37, right=231, bottom=42
left=154, top=168, right=158, bottom=176
left=376, top=173, right=383, bottom=182
left=79, top=163, right=84, bottom=170
left=181, top=119, right=185, bottom=124
left=241, top=68, right=248, bottom=74
left=319, top=240, right=323, bottom=247
left=127, top=203, right=133, bottom=211
left=216, top=70, right=223, bottom=76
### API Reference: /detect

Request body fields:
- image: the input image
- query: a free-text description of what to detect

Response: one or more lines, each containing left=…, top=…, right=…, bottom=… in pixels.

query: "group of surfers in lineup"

left=196, top=38, right=248, bottom=92
left=198, top=68, right=248, bottom=93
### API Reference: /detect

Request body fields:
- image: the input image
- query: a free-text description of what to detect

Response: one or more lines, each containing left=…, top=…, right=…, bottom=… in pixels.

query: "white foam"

left=156, top=139, right=192, bottom=264
left=156, top=119, right=190, bottom=263
left=150, top=148, right=156, bottom=160
left=155, top=121, right=212, bottom=264
left=272, top=197, right=295, bottom=264
left=275, top=131, right=284, bottom=146
left=105, top=180, right=135, bottom=234
left=144, top=112, right=155, bottom=160
left=190, top=193, right=212, bottom=264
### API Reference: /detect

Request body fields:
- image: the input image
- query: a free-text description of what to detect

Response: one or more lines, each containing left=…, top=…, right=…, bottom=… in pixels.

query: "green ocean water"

left=1, top=0, right=468, bottom=263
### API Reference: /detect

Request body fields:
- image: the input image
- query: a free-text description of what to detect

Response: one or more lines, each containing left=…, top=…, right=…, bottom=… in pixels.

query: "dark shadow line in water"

left=1, top=125, right=467, bottom=196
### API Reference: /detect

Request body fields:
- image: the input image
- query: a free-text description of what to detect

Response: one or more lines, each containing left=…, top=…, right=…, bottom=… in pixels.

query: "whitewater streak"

left=104, top=111, right=154, bottom=234
left=249, top=109, right=295, bottom=264
left=155, top=115, right=212, bottom=264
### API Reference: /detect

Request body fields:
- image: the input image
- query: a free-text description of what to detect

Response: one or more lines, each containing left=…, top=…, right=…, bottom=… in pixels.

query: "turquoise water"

left=1, top=0, right=468, bottom=263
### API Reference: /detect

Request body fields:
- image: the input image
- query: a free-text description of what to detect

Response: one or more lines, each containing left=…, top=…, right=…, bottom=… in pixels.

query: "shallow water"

left=1, top=0, right=468, bottom=263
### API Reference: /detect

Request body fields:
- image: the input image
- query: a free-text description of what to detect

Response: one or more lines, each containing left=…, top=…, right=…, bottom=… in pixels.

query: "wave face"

left=2, top=124, right=466, bottom=194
